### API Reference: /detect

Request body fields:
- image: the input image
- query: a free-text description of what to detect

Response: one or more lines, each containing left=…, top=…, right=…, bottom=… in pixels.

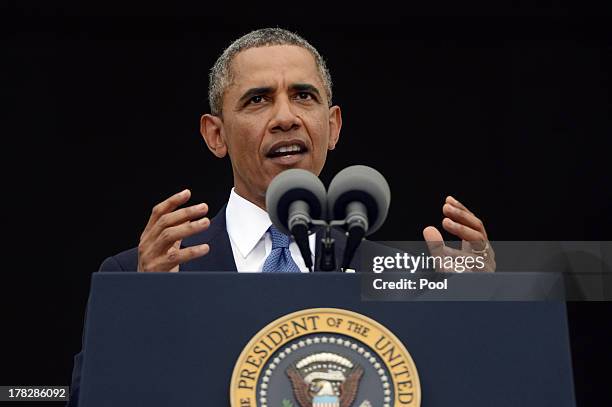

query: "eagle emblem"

left=230, top=309, right=421, bottom=407
left=286, top=352, right=364, bottom=407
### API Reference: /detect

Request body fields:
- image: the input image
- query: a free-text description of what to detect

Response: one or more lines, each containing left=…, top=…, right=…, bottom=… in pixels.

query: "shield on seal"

left=313, top=395, right=340, bottom=407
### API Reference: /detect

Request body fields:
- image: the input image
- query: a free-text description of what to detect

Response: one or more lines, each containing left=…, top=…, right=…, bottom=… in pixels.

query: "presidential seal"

left=230, top=308, right=420, bottom=407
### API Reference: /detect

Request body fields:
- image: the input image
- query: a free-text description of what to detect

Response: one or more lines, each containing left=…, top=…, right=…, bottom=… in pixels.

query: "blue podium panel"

left=79, top=273, right=575, bottom=406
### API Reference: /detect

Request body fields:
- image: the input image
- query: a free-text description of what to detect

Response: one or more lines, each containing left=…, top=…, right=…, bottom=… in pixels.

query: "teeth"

left=274, top=144, right=302, bottom=154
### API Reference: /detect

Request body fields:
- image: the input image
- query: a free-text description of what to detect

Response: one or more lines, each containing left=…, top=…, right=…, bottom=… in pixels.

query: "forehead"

left=228, top=45, right=323, bottom=90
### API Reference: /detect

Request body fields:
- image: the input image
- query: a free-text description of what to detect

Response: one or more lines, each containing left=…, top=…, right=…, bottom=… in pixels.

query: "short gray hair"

left=208, top=28, right=333, bottom=116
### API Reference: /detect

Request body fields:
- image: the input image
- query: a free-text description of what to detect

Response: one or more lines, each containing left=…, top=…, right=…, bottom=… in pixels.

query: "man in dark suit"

left=68, top=27, right=494, bottom=406
left=102, top=27, right=493, bottom=274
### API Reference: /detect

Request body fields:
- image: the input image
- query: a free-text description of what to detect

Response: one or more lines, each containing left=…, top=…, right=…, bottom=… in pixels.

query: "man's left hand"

left=423, top=195, right=496, bottom=272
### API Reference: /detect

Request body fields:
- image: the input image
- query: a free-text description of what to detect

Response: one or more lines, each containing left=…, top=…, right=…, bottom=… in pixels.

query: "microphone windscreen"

left=265, top=169, right=327, bottom=235
left=327, top=165, right=391, bottom=235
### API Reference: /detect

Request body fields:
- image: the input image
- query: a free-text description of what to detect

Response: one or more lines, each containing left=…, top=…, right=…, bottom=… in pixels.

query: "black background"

left=4, top=7, right=612, bottom=407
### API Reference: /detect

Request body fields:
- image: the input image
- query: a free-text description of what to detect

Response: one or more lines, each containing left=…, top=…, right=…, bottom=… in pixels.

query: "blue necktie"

left=262, top=226, right=301, bottom=273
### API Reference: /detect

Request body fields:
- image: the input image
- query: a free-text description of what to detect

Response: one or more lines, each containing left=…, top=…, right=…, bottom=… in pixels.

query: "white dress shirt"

left=225, top=188, right=316, bottom=272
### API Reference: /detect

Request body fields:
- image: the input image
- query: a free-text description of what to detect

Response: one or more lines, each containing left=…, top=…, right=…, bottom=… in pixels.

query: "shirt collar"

left=225, top=188, right=272, bottom=259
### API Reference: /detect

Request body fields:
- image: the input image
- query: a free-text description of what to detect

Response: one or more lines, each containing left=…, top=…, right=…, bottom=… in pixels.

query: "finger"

left=458, top=241, right=496, bottom=272
left=150, top=217, right=210, bottom=255
left=423, top=227, right=470, bottom=272
left=169, top=239, right=181, bottom=252
left=142, top=189, right=191, bottom=237
left=168, top=240, right=182, bottom=272
left=445, top=195, right=473, bottom=215
left=444, top=197, right=490, bottom=241
left=446, top=196, right=491, bottom=239
left=461, top=239, right=496, bottom=260
left=149, top=202, right=208, bottom=240
left=442, top=217, right=486, bottom=244
left=147, top=243, right=210, bottom=272
left=434, top=245, right=492, bottom=272
left=442, top=203, right=486, bottom=234
left=423, top=226, right=445, bottom=258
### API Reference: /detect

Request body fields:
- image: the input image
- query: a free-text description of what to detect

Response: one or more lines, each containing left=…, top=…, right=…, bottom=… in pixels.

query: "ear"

left=327, top=105, right=342, bottom=150
left=200, top=114, right=227, bottom=158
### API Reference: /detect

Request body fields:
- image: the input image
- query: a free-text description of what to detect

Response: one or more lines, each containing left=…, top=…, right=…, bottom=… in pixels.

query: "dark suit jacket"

left=67, top=204, right=393, bottom=406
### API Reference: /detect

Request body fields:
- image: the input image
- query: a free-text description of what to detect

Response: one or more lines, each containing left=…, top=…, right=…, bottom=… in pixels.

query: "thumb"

left=423, top=226, right=445, bottom=258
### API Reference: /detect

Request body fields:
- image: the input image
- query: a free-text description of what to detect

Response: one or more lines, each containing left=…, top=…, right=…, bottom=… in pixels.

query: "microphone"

left=265, top=169, right=327, bottom=270
left=327, top=165, right=391, bottom=270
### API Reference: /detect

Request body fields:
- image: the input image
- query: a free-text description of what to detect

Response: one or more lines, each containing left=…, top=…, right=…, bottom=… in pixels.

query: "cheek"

left=226, top=118, right=265, bottom=159
left=304, top=114, right=330, bottom=151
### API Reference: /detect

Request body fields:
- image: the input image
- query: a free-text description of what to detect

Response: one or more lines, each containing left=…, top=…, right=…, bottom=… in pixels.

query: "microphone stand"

left=311, top=219, right=360, bottom=272
left=311, top=219, right=335, bottom=271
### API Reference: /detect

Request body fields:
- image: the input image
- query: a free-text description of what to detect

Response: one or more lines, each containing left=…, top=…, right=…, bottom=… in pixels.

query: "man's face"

left=202, top=45, right=342, bottom=208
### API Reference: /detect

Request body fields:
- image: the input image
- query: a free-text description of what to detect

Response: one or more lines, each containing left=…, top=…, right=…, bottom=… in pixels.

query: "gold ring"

left=471, top=241, right=490, bottom=257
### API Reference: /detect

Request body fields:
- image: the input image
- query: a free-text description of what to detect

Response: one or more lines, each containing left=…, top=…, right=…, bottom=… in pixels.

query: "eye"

left=296, top=92, right=313, bottom=100
left=249, top=95, right=265, bottom=104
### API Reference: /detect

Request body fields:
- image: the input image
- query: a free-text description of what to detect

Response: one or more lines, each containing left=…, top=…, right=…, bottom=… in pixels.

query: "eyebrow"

left=238, top=86, right=275, bottom=106
left=290, top=83, right=322, bottom=100
left=237, top=83, right=323, bottom=106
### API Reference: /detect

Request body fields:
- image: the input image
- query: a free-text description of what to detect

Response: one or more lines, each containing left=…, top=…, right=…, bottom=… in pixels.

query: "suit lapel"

left=180, top=204, right=237, bottom=272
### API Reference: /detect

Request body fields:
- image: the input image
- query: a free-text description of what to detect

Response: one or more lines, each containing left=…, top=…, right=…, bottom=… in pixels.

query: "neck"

left=233, top=185, right=267, bottom=211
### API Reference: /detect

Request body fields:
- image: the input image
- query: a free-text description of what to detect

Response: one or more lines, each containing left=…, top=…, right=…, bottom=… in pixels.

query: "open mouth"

left=266, top=142, right=308, bottom=158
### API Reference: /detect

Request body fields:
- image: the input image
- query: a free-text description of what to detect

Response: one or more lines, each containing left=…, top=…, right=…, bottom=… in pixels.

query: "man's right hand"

left=138, top=189, right=210, bottom=272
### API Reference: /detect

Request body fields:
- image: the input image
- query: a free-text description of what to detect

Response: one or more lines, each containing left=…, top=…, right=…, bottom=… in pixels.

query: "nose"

left=269, top=95, right=301, bottom=133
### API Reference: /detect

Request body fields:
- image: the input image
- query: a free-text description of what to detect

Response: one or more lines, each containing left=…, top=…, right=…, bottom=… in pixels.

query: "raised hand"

left=138, top=189, right=210, bottom=272
left=423, top=196, right=495, bottom=272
